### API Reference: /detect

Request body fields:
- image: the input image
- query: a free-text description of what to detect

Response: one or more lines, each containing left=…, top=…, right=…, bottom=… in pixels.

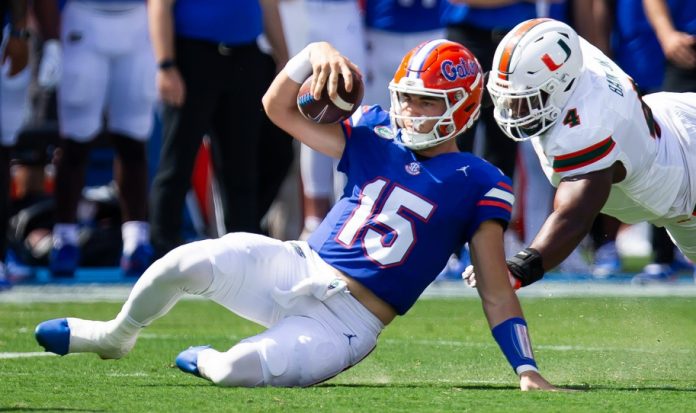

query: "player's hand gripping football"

left=462, top=265, right=521, bottom=290
left=306, top=42, right=361, bottom=104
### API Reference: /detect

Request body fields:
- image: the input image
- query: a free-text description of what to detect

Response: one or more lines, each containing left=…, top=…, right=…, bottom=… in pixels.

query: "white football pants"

left=117, top=233, right=383, bottom=387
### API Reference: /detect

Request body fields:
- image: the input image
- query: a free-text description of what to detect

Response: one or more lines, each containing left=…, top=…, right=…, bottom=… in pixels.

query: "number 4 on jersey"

left=562, top=108, right=581, bottom=128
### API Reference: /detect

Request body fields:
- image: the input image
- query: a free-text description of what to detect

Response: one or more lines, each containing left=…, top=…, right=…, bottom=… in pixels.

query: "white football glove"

left=38, top=39, right=62, bottom=89
left=461, top=265, right=522, bottom=290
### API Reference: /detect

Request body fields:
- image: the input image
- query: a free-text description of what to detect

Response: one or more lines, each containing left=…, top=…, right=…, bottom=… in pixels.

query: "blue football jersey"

left=308, top=106, right=514, bottom=315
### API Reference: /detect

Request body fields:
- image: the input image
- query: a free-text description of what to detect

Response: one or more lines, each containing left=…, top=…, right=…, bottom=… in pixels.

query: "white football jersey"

left=532, top=38, right=696, bottom=224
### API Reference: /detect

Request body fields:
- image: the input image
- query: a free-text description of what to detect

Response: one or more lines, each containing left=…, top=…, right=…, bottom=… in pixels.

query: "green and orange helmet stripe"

left=496, top=18, right=551, bottom=80
left=552, top=136, right=616, bottom=172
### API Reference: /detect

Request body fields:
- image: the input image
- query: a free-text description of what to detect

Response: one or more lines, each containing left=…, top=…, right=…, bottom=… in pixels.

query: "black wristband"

left=158, top=59, right=176, bottom=70
left=506, top=248, right=545, bottom=287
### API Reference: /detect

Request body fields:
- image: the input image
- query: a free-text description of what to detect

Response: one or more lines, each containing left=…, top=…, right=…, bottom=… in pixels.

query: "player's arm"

left=262, top=42, right=359, bottom=159
left=148, top=0, right=185, bottom=107
left=470, top=220, right=557, bottom=391
left=509, top=166, right=615, bottom=287
left=644, top=0, right=696, bottom=69
left=259, top=0, right=289, bottom=67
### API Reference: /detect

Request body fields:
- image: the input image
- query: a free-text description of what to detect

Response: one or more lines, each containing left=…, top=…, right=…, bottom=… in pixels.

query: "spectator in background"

left=363, top=0, right=446, bottom=109
left=632, top=0, right=696, bottom=284
left=50, top=0, right=157, bottom=278
left=297, top=0, right=366, bottom=240
left=0, top=0, right=29, bottom=288
left=148, top=0, right=290, bottom=258
left=3, top=0, right=61, bottom=283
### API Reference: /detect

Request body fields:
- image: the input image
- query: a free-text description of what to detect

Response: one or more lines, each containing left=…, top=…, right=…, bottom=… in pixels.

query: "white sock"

left=122, top=221, right=150, bottom=255
left=67, top=315, right=142, bottom=359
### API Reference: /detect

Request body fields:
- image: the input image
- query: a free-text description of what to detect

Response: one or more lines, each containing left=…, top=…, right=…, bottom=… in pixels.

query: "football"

left=297, top=70, right=364, bottom=124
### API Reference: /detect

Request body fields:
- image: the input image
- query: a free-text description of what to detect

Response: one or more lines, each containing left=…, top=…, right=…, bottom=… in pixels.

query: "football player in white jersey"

left=34, top=39, right=559, bottom=391
left=465, top=18, right=696, bottom=289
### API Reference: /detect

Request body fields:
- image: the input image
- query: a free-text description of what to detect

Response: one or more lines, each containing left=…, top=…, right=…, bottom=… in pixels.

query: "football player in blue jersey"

left=34, top=40, right=557, bottom=390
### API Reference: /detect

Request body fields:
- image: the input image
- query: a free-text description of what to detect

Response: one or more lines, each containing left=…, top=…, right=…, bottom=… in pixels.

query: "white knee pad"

left=234, top=315, right=347, bottom=387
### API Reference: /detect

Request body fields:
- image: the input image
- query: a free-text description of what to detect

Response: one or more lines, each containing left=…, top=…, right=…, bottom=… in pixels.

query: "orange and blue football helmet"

left=389, top=39, right=483, bottom=150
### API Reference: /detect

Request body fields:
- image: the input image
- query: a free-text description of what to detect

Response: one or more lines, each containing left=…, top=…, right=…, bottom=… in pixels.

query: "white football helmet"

left=487, top=18, right=584, bottom=141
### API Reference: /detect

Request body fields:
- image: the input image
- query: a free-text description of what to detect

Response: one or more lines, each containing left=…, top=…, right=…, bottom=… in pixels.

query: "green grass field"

left=1, top=296, right=695, bottom=412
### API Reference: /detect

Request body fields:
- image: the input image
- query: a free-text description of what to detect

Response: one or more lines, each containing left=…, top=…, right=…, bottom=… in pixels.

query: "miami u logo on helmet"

left=541, top=38, right=572, bottom=71
left=441, top=58, right=479, bottom=82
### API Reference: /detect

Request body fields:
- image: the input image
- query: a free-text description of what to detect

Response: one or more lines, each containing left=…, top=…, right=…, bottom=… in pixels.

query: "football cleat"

left=5, top=249, right=34, bottom=283
left=49, top=244, right=80, bottom=277
left=176, top=345, right=211, bottom=378
left=671, top=249, right=693, bottom=273
left=121, top=244, right=154, bottom=278
left=35, top=318, right=71, bottom=356
left=591, top=241, right=621, bottom=278
left=631, top=263, right=678, bottom=285
left=0, top=262, right=12, bottom=291
left=35, top=317, right=136, bottom=359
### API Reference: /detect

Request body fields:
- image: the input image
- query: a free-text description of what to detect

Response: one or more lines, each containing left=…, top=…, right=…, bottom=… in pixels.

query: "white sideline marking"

left=382, top=338, right=694, bottom=354
left=0, top=352, right=57, bottom=359
left=1, top=281, right=696, bottom=303
left=106, top=372, right=149, bottom=377
left=423, top=282, right=696, bottom=298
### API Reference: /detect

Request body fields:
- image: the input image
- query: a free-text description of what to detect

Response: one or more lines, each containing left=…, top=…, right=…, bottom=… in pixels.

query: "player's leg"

left=51, top=2, right=109, bottom=276
left=663, top=221, right=696, bottom=269
left=0, top=145, right=9, bottom=287
left=195, top=315, right=349, bottom=387
left=631, top=220, right=696, bottom=284
left=34, top=233, right=304, bottom=358
left=149, top=36, right=221, bottom=258
left=182, top=289, right=382, bottom=387
left=305, top=0, right=366, bottom=71
left=106, top=6, right=156, bottom=276
left=0, top=58, right=31, bottom=285
left=111, top=133, right=153, bottom=276
left=299, top=144, right=334, bottom=239
left=176, top=241, right=383, bottom=387
left=209, top=44, right=266, bottom=235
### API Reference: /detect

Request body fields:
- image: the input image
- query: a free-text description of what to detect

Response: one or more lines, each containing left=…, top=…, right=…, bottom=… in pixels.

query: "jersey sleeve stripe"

left=552, top=136, right=615, bottom=172
left=484, top=187, right=515, bottom=204
left=341, top=120, right=353, bottom=139
left=496, top=181, right=513, bottom=192
left=477, top=200, right=513, bottom=213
